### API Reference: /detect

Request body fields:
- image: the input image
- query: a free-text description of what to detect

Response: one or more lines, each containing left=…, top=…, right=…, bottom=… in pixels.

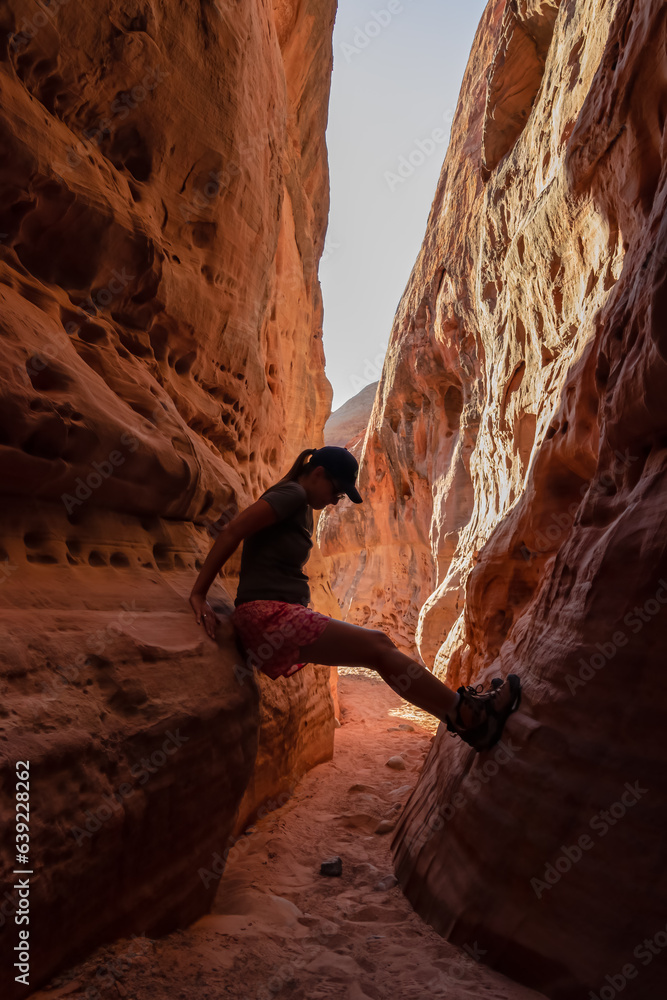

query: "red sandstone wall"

left=0, top=0, right=338, bottom=993
left=321, top=0, right=667, bottom=996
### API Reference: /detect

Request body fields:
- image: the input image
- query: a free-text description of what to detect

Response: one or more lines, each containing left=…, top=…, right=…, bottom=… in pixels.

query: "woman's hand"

left=189, top=592, right=218, bottom=639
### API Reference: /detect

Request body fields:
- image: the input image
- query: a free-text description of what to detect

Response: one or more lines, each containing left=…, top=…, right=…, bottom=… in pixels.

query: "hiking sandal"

left=445, top=674, right=522, bottom=752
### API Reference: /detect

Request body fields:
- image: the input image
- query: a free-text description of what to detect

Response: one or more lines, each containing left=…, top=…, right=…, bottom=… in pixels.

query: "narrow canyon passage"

left=2, top=0, right=666, bottom=995
left=29, top=674, right=545, bottom=1000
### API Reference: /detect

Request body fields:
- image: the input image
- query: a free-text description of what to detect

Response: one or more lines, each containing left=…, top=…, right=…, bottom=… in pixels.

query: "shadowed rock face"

left=0, top=0, right=337, bottom=993
left=321, top=0, right=667, bottom=996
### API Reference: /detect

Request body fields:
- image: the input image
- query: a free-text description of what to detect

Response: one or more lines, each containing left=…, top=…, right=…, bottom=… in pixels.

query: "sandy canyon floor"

left=30, top=672, right=546, bottom=1000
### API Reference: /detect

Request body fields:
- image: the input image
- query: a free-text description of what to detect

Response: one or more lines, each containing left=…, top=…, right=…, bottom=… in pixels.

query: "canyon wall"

left=320, top=0, right=667, bottom=996
left=0, top=0, right=338, bottom=993
left=324, top=380, right=378, bottom=449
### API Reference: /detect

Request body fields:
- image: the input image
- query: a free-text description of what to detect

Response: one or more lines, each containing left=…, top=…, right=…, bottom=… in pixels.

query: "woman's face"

left=300, top=466, right=345, bottom=510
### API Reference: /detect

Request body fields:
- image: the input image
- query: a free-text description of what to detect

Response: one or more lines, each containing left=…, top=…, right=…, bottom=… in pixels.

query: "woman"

left=189, top=446, right=521, bottom=752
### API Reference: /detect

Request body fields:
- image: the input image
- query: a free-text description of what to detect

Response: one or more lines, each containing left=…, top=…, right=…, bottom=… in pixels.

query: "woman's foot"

left=444, top=674, right=522, bottom=752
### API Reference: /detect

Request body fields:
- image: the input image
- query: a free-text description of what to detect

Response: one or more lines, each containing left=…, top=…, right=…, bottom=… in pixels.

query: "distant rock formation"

left=324, top=381, right=378, bottom=450
left=321, top=0, right=667, bottom=996
left=0, top=0, right=337, bottom=993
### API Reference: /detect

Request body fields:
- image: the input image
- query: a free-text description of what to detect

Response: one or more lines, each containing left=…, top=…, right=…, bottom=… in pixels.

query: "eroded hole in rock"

left=105, top=123, right=153, bottom=182
left=149, top=327, right=169, bottom=360
left=153, top=543, right=172, bottom=569
left=110, top=551, right=130, bottom=567
left=482, top=1, right=560, bottom=175
left=24, top=531, right=46, bottom=550
left=26, top=359, right=70, bottom=393
left=87, top=654, right=112, bottom=670
left=505, top=361, right=526, bottom=402
left=77, top=321, right=108, bottom=344
left=443, top=384, right=463, bottom=430
left=175, top=351, right=196, bottom=374
left=61, top=425, right=99, bottom=462
left=22, top=419, right=67, bottom=459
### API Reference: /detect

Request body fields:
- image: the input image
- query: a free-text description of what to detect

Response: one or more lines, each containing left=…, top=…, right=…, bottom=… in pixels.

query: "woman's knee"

left=365, top=629, right=396, bottom=667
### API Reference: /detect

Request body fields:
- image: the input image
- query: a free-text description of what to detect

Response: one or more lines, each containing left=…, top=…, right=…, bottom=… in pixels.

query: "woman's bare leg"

left=297, top=619, right=459, bottom=725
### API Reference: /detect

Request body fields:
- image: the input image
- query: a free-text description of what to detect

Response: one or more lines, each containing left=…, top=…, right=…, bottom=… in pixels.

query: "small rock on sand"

left=385, top=755, right=406, bottom=770
left=320, top=856, right=343, bottom=877
left=373, top=874, right=399, bottom=891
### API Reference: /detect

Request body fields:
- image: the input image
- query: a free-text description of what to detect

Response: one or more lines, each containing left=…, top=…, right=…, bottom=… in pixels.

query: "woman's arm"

left=189, top=498, right=278, bottom=637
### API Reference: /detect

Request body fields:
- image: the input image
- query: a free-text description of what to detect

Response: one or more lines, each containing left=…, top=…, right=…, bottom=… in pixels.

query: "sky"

left=320, top=0, right=488, bottom=411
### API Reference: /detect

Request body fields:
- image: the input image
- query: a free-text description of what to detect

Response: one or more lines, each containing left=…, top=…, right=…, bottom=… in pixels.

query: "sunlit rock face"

left=319, top=369, right=438, bottom=651
left=321, top=0, right=667, bottom=995
left=0, top=0, right=337, bottom=992
left=324, top=381, right=379, bottom=449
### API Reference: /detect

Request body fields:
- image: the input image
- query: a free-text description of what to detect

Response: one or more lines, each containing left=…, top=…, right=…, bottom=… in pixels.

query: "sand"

left=31, top=671, right=546, bottom=1000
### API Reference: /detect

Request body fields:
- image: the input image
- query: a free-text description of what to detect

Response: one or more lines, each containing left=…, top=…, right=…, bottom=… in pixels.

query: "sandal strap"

left=445, top=684, right=489, bottom=741
left=445, top=676, right=522, bottom=751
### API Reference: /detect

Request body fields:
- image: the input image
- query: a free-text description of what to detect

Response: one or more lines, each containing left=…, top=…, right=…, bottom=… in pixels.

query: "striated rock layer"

left=320, top=0, right=667, bottom=996
left=0, top=0, right=338, bottom=993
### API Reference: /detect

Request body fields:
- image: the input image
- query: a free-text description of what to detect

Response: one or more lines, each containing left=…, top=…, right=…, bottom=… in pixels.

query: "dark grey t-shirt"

left=234, top=481, right=313, bottom=607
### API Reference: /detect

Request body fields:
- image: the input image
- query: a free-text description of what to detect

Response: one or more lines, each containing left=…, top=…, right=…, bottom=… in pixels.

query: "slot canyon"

left=1, top=1, right=665, bottom=999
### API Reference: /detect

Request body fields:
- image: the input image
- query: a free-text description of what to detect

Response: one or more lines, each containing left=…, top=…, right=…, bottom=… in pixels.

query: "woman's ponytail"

left=271, top=448, right=317, bottom=488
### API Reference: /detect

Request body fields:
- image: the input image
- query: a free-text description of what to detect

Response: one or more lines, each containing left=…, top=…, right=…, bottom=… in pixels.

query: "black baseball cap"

left=311, top=446, right=363, bottom=503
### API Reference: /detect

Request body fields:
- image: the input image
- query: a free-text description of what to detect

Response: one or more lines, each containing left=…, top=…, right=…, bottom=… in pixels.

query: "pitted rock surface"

left=0, top=0, right=338, bottom=994
left=320, top=1, right=667, bottom=995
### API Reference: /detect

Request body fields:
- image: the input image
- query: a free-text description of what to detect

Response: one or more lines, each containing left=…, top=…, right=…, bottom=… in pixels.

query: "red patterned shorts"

left=231, top=600, right=331, bottom=680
